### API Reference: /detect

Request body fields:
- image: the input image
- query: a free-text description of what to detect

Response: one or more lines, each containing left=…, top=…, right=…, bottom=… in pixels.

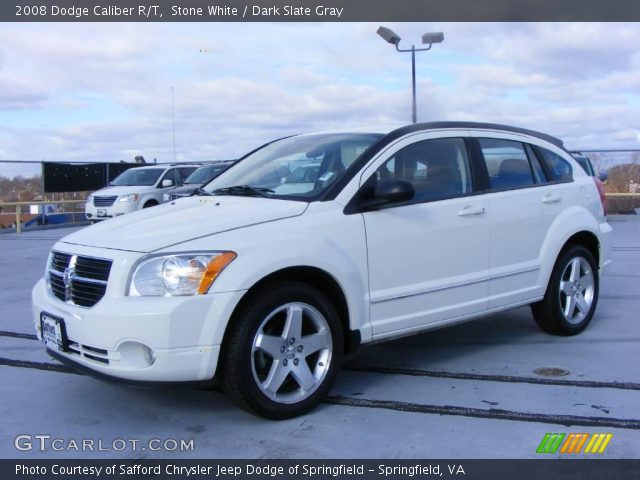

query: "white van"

left=85, top=164, right=199, bottom=221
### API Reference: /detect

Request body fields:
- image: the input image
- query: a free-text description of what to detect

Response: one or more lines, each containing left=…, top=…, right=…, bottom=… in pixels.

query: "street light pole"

left=377, top=27, right=444, bottom=124
left=411, top=45, right=416, bottom=124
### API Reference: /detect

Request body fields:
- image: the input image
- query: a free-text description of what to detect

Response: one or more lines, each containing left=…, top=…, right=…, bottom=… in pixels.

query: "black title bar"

left=3, top=0, right=640, bottom=21
left=3, top=460, right=640, bottom=480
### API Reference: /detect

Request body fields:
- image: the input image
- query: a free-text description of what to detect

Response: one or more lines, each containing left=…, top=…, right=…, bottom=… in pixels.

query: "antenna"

left=171, top=86, right=177, bottom=162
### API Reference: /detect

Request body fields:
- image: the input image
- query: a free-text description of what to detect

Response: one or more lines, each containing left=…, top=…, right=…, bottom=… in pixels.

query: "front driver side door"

left=359, top=134, right=491, bottom=339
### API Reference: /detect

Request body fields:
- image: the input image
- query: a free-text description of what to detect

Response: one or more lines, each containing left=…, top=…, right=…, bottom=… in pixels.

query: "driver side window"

left=372, top=137, right=473, bottom=203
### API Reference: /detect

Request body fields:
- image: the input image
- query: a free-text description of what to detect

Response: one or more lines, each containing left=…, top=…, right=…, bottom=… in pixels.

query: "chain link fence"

left=568, top=149, right=640, bottom=214
left=0, top=160, right=95, bottom=230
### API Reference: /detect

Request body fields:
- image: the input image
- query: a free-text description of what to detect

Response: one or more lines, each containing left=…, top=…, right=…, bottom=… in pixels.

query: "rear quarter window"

left=537, top=147, right=573, bottom=181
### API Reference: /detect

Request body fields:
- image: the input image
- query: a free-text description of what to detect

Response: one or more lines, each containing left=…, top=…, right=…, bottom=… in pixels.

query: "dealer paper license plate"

left=40, top=312, right=67, bottom=351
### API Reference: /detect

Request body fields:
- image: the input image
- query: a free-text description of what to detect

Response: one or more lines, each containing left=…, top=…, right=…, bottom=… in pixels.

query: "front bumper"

left=85, top=201, right=139, bottom=220
left=32, top=278, right=246, bottom=382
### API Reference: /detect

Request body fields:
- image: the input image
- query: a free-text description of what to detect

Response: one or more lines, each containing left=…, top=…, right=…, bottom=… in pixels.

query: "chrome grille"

left=93, top=196, right=117, bottom=207
left=48, top=251, right=112, bottom=307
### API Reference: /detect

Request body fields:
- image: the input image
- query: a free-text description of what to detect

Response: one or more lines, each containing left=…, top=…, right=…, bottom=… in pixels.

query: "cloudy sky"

left=0, top=22, right=639, bottom=174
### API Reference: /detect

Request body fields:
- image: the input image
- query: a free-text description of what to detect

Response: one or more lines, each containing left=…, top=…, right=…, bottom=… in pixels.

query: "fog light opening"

left=118, top=341, right=156, bottom=368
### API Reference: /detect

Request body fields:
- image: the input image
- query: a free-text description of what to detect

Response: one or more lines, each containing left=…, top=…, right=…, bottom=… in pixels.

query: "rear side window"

left=372, top=137, right=473, bottom=203
left=479, top=138, right=535, bottom=190
left=537, top=147, right=573, bottom=181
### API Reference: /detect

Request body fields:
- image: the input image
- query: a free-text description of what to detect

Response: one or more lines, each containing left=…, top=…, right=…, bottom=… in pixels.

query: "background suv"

left=162, top=161, right=235, bottom=203
left=85, top=163, right=199, bottom=221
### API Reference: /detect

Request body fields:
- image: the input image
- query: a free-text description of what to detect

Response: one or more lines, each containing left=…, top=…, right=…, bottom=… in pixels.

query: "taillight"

left=593, top=177, right=607, bottom=216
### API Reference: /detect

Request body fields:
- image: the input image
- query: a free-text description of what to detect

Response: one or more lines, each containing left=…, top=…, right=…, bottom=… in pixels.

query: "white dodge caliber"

left=32, top=122, right=612, bottom=418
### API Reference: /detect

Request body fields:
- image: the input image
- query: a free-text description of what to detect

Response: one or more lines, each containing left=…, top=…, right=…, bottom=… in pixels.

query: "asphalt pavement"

left=1, top=216, right=638, bottom=459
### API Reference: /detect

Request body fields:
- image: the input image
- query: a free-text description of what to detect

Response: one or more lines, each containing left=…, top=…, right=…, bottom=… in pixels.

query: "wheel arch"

left=538, top=205, right=603, bottom=290
left=562, top=231, right=600, bottom=267
left=215, top=266, right=361, bottom=379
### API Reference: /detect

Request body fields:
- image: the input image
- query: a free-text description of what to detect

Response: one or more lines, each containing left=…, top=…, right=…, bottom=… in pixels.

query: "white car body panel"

left=32, top=125, right=613, bottom=385
left=70, top=196, right=308, bottom=252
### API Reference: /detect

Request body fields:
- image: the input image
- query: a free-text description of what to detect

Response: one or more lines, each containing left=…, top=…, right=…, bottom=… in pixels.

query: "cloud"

left=0, top=21, right=639, bottom=170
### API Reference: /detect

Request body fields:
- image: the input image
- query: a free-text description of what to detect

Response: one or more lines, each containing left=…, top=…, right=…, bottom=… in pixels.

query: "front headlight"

left=129, top=252, right=236, bottom=296
left=118, top=194, right=139, bottom=202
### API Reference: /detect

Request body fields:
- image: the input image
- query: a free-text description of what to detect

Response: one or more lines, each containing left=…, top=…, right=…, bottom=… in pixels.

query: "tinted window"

left=372, top=138, right=473, bottom=203
left=177, top=167, right=198, bottom=185
left=480, top=138, right=535, bottom=190
left=574, top=156, right=594, bottom=176
left=538, top=147, right=573, bottom=181
left=185, top=164, right=229, bottom=184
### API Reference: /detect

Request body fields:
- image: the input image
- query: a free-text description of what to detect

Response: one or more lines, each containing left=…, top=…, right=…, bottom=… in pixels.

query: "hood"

left=63, top=196, right=308, bottom=252
left=92, top=185, right=157, bottom=196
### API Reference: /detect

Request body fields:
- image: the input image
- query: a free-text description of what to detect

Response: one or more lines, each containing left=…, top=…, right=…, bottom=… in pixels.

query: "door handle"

left=542, top=194, right=561, bottom=204
left=458, top=206, right=485, bottom=217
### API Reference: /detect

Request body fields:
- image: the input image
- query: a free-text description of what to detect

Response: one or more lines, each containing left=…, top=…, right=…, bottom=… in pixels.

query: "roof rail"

left=390, top=121, right=565, bottom=148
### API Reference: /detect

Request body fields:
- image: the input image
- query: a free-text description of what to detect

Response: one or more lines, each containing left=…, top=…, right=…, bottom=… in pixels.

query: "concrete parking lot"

left=1, top=216, right=639, bottom=459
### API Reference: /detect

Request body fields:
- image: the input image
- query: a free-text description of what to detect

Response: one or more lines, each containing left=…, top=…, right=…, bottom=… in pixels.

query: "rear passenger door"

left=472, top=134, right=563, bottom=308
left=359, top=133, right=491, bottom=338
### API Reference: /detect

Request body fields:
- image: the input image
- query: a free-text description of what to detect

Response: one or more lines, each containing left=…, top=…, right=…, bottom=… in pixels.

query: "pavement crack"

left=325, top=396, right=640, bottom=430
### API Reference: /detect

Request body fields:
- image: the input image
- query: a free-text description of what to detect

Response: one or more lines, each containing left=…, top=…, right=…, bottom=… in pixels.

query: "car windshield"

left=203, top=133, right=381, bottom=200
left=111, top=168, right=164, bottom=186
left=286, top=165, right=320, bottom=183
left=185, top=165, right=229, bottom=184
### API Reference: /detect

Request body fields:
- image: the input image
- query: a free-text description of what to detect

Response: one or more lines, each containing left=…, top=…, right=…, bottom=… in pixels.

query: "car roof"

left=129, top=163, right=201, bottom=170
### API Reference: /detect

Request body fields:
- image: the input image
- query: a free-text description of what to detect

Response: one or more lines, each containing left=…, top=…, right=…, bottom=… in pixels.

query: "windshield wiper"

left=193, top=187, right=214, bottom=196
left=211, top=185, right=274, bottom=198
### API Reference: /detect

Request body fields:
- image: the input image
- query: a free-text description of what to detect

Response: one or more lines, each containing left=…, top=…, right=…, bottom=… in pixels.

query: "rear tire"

left=222, top=282, right=343, bottom=419
left=532, top=245, right=599, bottom=336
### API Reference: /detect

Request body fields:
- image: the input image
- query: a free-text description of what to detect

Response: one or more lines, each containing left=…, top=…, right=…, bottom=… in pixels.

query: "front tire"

left=532, top=245, right=599, bottom=336
left=222, top=282, right=343, bottom=419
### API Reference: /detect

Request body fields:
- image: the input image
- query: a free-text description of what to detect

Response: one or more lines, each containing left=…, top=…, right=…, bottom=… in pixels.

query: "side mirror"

left=360, top=179, right=414, bottom=210
left=598, top=172, right=608, bottom=182
left=161, top=179, right=174, bottom=188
